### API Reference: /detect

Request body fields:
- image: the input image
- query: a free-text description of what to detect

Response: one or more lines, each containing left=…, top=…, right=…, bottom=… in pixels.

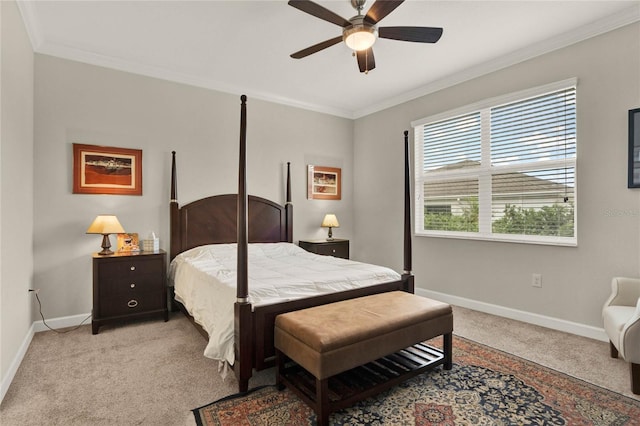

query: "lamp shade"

left=86, top=215, right=125, bottom=235
left=321, top=214, right=340, bottom=228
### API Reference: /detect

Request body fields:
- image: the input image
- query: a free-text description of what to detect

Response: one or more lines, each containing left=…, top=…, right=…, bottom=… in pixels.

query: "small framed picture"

left=307, top=165, right=341, bottom=200
left=628, top=108, right=640, bottom=188
left=117, top=233, right=140, bottom=252
left=73, top=143, right=142, bottom=195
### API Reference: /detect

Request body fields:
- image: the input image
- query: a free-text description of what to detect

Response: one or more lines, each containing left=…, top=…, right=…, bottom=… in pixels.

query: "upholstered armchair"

left=602, top=277, right=640, bottom=395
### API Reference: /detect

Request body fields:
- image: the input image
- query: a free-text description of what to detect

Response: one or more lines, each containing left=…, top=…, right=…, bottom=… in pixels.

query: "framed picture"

left=307, top=165, right=341, bottom=200
left=73, top=144, right=142, bottom=195
left=117, top=233, right=140, bottom=252
left=628, top=108, right=640, bottom=188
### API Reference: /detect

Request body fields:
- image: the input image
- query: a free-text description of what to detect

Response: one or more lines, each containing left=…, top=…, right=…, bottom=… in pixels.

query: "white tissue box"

left=142, top=238, right=159, bottom=252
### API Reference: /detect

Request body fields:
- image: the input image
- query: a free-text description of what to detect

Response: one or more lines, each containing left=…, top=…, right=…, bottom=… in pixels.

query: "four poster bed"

left=169, top=95, right=414, bottom=392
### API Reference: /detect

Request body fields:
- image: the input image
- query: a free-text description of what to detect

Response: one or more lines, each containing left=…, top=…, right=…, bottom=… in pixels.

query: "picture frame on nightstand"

left=117, top=233, right=140, bottom=252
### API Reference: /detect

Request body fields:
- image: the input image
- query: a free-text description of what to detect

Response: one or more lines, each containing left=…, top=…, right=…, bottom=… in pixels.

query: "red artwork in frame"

left=73, top=143, right=142, bottom=195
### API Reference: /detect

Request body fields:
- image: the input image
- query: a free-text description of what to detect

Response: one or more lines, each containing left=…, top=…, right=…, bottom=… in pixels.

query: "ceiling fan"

left=288, top=0, right=443, bottom=74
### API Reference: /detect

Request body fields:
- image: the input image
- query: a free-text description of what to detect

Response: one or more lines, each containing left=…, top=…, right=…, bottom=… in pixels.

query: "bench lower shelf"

left=276, top=342, right=448, bottom=423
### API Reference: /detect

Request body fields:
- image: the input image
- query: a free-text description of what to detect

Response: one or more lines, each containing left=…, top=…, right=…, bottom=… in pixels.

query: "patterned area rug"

left=192, top=337, right=640, bottom=425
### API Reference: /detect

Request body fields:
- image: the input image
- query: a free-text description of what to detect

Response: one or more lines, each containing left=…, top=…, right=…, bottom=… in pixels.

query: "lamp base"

left=326, top=226, right=334, bottom=241
left=98, top=234, right=114, bottom=255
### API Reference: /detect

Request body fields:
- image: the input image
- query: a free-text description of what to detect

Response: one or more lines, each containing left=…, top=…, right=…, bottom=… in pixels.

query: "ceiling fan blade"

left=365, top=0, right=404, bottom=24
left=378, top=26, right=443, bottom=43
left=288, top=0, right=351, bottom=27
left=290, top=36, right=343, bottom=59
left=356, top=48, right=376, bottom=73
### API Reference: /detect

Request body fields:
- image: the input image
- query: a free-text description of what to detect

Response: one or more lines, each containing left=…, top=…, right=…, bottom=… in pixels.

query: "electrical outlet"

left=532, top=273, right=542, bottom=288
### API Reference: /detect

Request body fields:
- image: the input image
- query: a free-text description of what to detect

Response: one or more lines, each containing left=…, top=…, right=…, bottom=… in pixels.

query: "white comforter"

left=169, top=242, right=401, bottom=364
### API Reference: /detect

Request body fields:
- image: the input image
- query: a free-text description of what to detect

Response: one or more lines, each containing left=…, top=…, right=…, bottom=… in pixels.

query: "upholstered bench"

left=274, top=291, right=453, bottom=426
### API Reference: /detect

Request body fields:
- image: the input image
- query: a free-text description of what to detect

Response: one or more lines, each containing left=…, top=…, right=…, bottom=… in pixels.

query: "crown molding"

left=352, top=4, right=640, bottom=119
left=16, top=0, right=43, bottom=51
left=16, top=2, right=639, bottom=120
left=35, top=39, right=355, bottom=118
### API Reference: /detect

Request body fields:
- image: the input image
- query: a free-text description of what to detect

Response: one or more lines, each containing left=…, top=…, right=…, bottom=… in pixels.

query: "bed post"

left=285, top=161, right=293, bottom=242
left=170, top=151, right=180, bottom=261
left=402, top=130, right=414, bottom=292
left=235, top=95, right=253, bottom=393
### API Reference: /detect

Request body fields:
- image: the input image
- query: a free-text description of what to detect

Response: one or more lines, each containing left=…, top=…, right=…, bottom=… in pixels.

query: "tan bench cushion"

left=274, top=291, right=453, bottom=379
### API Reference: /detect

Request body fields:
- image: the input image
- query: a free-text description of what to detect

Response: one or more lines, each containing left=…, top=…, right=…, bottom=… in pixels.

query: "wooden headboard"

left=169, top=152, right=293, bottom=260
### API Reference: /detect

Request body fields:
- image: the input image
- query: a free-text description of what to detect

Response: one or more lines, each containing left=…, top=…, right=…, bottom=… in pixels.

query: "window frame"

left=411, top=78, right=578, bottom=247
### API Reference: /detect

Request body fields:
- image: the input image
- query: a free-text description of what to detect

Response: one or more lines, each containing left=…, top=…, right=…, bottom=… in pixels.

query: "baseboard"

left=1, top=313, right=91, bottom=404
left=415, top=288, right=608, bottom=343
left=32, top=312, right=92, bottom=333
left=1, top=323, right=35, bottom=404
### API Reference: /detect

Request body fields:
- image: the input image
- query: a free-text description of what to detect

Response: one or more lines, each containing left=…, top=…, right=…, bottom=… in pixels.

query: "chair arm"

left=603, top=277, right=640, bottom=309
left=619, top=299, right=640, bottom=362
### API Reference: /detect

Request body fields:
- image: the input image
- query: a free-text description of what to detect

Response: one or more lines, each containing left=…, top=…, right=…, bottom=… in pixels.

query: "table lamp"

left=321, top=214, right=339, bottom=241
left=86, top=215, right=125, bottom=255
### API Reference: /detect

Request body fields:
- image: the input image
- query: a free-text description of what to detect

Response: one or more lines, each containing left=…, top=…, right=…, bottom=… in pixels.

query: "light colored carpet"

left=0, top=306, right=636, bottom=425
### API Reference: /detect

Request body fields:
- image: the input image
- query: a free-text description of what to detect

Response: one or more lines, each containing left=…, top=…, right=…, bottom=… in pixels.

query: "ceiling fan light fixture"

left=288, top=0, right=443, bottom=72
left=343, top=25, right=376, bottom=51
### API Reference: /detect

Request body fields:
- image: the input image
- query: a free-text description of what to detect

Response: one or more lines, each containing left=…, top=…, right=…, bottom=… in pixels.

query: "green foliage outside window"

left=424, top=200, right=574, bottom=237
left=424, top=198, right=478, bottom=232
left=492, top=203, right=574, bottom=237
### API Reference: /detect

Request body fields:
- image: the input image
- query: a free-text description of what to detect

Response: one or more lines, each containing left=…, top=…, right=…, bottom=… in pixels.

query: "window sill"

left=415, top=231, right=577, bottom=247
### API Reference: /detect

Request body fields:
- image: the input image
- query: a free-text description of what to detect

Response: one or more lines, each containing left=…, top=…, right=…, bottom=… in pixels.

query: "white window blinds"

left=421, top=112, right=481, bottom=232
left=423, top=112, right=481, bottom=171
left=413, top=80, right=577, bottom=246
left=491, top=88, right=576, bottom=167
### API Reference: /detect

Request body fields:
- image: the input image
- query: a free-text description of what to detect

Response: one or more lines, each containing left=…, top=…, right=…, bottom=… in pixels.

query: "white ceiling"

left=17, top=0, right=640, bottom=118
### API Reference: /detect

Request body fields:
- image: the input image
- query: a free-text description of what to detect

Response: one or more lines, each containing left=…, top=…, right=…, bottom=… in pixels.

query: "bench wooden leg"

left=316, top=377, right=329, bottom=426
left=443, top=332, right=453, bottom=370
left=275, top=349, right=285, bottom=391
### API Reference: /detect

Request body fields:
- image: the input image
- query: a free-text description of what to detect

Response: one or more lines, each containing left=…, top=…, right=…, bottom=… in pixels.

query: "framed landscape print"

left=73, top=143, right=142, bottom=195
left=628, top=108, right=640, bottom=188
left=307, top=165, right=341, bottom=200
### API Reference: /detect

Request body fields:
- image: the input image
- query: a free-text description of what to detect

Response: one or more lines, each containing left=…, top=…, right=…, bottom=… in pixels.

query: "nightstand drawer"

left=100, top=274, right=163, bottom=297
left=99, top=292, right=165, bottom=318
left=312, top=243, right=348, bottom=258
left=299, top=239, right=349, bottom=260
left=97, top=257, right=163, bottom=280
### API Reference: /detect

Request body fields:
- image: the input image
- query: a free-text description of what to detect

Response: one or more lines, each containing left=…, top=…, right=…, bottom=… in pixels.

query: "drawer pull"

left=332, top=249, right=336, bottom=253
left=130, top=283, right=135, bottom=288
left=127, top=299, right=138, bottom=308
left=130, top=266, right=136, bottom=271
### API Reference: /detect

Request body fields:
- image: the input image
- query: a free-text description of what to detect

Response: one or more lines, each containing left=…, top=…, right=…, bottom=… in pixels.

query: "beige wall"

left=33, top=54, right=354, bottom=320
left=353, top=22, right=640, bottom=330
left=1, top=0, right=35, bottom=395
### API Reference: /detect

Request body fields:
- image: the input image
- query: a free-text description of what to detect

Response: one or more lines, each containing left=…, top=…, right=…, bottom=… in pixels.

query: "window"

left=412, top=79, right=577, bottom=246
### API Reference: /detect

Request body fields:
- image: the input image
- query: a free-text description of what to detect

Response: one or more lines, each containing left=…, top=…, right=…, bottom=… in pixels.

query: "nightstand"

left=299, top=239, right=349, bottom=259
left=92, top=250, right=168, bottom=334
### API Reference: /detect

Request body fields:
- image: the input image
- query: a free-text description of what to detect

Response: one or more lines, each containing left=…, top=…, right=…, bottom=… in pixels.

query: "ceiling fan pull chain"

left=365, top=49, right=369, bottom=74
